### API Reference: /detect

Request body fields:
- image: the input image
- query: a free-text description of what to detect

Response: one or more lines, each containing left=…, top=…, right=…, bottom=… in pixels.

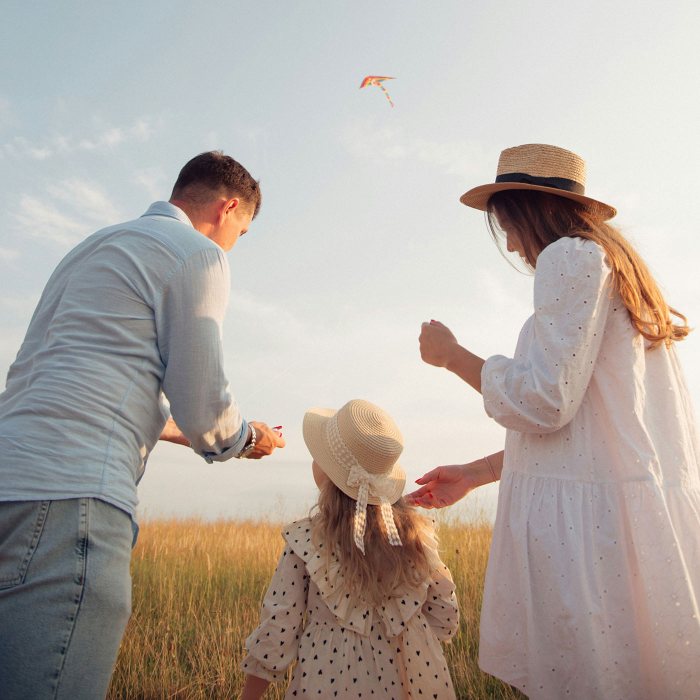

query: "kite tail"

left=378, top=83, right=394, bottom=107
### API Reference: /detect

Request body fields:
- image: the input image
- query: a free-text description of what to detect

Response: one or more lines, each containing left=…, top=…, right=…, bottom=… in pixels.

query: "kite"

left=359, top=75, right=396, bottom=107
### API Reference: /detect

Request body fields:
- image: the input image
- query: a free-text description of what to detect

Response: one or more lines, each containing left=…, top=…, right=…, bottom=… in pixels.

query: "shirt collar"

left=140, top=201, right=194, bottom=228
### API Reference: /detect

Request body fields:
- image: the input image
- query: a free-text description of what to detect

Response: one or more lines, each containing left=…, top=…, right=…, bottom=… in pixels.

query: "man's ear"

left=225, top=197, right=240, bottom=215
left=215, top=197, right=239, bottom=224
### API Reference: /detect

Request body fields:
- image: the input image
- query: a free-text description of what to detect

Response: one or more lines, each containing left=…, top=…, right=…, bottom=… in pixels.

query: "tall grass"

left=108, top=518, right=524, bottom=699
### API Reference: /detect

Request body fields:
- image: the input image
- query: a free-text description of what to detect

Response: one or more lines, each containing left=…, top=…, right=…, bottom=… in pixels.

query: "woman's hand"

left=405, top=465, right=473, bottom=509
left=405, top=455, right=502, bottom=509
left=419, top=320, right=485, bottom=393
left=419, top=320, right=460, bottom=368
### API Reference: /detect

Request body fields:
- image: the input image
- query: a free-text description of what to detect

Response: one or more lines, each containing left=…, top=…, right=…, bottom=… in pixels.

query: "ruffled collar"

left=282, top=517, right=440, bottom=638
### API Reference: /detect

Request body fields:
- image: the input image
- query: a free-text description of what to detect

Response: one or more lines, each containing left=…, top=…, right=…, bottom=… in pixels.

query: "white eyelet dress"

left=479, top=236, right=700, bottom=700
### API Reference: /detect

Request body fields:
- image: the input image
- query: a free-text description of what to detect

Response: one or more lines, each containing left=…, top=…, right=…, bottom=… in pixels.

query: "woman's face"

left=495, top=212, right=530, bottom=262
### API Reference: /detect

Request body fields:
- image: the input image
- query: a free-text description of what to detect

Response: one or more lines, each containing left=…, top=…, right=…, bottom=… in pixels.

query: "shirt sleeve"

left=155, top=246, right=247, bottom=461
left=241, top=545, right=309, bottom=682
left=482, top=237, right=612, bottom=433
left=422, top=560, right=460, bottom=642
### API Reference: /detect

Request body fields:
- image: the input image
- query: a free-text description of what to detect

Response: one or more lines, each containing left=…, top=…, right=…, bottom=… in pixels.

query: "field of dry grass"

left=107, top=518, right=524, bottom=699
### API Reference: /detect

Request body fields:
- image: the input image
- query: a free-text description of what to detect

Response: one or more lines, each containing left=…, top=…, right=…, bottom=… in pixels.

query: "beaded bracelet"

left=238, top=424, right=257, bottom=458
left=484, top=454, right=498, bottom=482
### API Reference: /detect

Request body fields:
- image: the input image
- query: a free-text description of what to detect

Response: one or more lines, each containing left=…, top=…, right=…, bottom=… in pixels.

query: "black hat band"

left=495, top=172, right=585, bottom=195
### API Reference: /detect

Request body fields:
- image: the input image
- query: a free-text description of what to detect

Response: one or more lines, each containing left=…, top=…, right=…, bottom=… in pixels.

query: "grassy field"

left=107, top=518, right=525, bottom=700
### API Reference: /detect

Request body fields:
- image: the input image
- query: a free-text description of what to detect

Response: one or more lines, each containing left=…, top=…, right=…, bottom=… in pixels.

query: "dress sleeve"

left=422, top=560, right=460, bottom=642
left=481, top=237, right=612, bottom=433
left=155, top=246, right=248, bottom=461
left=241, top=545, right=309, bottom=682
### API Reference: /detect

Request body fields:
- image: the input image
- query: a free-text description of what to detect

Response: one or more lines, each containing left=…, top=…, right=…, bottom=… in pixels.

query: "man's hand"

left=159, top=416, right=190, bottom=446
left=240, top=421, right=286, bottom=459
left=419, top=320, right=460, bottom=368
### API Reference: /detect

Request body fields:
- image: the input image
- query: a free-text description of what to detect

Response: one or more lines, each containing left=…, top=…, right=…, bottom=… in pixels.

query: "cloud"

left=0, top=96, right=15, bottom=130
left=0, top=136, right=52, bottom=160
left=133, top=167, right=167, bottom=200
left=0, top=246, right=20, bottom=262
left=229, top=289, right=307, bottom=336
left=13, top=179, right=122, bottom=247
left=341, top=120, right=492, bottom=180
left=0, top=295, right=41, bottom=374
left=0, top=293, right=40, bottom=318
left=77, top=119, right=154, bottom=151
left=14, top=194, right=86, bottom=246
left=0, top=116, right=159, bottom=160
left=47, top=179, right=121, bottom=223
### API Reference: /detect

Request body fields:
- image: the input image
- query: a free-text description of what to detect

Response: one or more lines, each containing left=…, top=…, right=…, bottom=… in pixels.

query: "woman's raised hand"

left=419, top=320, right=459, bottom=368
left=419, top=320, right=485, bottom=393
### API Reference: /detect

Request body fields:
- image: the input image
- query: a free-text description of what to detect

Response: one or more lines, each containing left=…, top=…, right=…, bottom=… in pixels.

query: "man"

left=0, top=151, right=285, bottom=699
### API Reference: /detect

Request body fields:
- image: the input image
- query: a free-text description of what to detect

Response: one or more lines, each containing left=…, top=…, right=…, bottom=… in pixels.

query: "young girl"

left=241, top=399, right=459, bottom=699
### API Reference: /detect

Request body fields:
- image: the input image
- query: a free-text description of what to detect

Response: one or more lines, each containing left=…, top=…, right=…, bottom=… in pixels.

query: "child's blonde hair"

left=311, top=482, right=433, bottom=607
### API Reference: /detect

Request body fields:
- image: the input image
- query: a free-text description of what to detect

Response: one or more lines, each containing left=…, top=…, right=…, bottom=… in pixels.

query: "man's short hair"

left=171, top=151, right=261, bottom=218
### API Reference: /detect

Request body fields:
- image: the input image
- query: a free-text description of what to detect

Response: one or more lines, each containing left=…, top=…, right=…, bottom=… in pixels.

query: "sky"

left=1, top=1, right=699, bottom=523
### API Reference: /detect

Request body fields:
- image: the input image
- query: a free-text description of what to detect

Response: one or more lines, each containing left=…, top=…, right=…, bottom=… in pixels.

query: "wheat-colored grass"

left=107, top=518, right=524, bottom=700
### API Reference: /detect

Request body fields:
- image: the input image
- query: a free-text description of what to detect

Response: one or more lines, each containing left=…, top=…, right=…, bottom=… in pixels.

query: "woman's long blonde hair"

left=310, top=482, right=433, bottom=607
left=487, top=190, right=690, bottom=348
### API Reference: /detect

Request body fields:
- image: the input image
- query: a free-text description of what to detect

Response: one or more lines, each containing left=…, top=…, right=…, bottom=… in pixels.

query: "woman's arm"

left=158, top=415, right=190, bottom=445
left=406, top=451, right=504, bottom=509
left=482, top=238, right=613, bottom=433
left=419, top=320, right=485, bottom=394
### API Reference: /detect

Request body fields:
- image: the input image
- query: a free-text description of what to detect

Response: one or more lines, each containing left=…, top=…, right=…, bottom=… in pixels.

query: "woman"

left=409, top=143, right=700, bottom=699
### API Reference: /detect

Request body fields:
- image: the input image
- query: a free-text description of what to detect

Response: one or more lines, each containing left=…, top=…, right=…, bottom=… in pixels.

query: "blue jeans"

left=0, top=498, right=132, bottom=699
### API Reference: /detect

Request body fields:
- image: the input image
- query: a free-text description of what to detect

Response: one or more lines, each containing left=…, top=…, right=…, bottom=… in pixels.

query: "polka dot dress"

left=242, top=518, right=459, bottom=699
left=480, top=237, right=700, bottom=699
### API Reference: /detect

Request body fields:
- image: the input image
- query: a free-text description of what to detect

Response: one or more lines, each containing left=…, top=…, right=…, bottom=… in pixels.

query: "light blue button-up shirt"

left=0, top=202, right=248, bottom=517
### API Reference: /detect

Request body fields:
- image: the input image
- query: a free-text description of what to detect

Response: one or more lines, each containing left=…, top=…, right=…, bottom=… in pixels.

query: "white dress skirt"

left=479, top=236, right=700, bottom=700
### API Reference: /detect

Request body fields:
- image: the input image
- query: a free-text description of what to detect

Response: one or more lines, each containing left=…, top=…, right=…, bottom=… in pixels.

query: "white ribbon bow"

left=346, top=464, right=403, bottom=555
left=327, top=415, right=403, bottom=554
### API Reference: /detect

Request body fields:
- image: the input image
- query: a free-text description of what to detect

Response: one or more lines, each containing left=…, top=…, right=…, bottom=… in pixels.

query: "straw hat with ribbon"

left=303, top=399, right=406, bottom=554
left=459, top=143, right=617, bottom=220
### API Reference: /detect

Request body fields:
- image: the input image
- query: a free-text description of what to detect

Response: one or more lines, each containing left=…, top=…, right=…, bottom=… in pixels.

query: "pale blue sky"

left=1, top=1, right=698, bottom=521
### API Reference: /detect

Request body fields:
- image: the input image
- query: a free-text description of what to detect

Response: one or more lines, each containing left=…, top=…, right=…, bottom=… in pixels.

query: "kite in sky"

left=359, top=75, right=396, bottom=107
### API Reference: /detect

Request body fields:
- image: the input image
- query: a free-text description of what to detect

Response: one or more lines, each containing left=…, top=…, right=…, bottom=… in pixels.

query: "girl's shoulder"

left=411, top=512, right=450, bottom=569
left=281, top=518, right=318, bottom=565
left=282, top=517, right=313, bottom=550
left=283, top=513, right=448, bottom=575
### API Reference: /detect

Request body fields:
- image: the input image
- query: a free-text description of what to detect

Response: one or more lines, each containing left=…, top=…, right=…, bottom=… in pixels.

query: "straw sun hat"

left=303, top=399, right=406, bottom=553
left=460, top=143, right=617, bottom=220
